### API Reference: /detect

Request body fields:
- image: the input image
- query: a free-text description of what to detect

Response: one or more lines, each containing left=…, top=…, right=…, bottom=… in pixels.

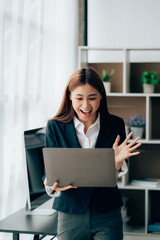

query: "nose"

left=82, top=99, right=90, bottom=109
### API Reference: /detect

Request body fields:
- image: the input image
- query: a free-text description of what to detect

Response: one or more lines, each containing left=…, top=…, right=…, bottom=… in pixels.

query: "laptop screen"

left=24, top=127, right=50, bottom=210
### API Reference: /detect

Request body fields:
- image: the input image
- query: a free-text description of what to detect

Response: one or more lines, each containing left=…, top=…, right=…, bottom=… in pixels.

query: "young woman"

left=44, top=67, right=141, bottom=240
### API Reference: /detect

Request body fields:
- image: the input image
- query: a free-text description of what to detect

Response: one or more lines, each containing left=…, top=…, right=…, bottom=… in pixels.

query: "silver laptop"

left=43, top=148, right=117, bottom=187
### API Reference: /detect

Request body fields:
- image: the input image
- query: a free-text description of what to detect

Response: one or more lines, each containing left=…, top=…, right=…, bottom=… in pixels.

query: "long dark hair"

left=51, top=67, right=109, bottom=122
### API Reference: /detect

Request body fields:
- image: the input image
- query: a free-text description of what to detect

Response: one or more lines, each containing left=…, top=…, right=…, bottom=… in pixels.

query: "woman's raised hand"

left=44, top=178, right=77, bottom=192
left=113, top=132, right=142, bottom=171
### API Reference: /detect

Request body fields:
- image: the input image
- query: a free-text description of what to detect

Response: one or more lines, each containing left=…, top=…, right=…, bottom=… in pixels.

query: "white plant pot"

left=103, top=82, right=111, bottom=93
left=130, top=126, right=144, bottom=139
left=143, top=83, right=155, bottom=93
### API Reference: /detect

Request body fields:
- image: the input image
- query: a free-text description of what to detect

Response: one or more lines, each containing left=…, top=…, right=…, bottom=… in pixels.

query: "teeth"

left=81, top=110, right=91, bottom=113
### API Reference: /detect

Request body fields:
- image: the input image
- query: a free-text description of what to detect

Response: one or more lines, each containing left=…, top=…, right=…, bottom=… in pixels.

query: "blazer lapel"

left=95, top=113, right=116, bottom=148
left=63, top=120, right=81, bottom=148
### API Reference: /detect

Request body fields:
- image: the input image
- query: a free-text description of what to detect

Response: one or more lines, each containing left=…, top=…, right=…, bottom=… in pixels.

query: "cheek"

left=93, top=100, right=101, bottom=110
left=71, top=101, right=80, bottom=111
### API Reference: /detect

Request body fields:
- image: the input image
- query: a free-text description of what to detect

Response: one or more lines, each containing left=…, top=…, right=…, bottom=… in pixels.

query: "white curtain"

left=0, top=0, right=78, bottom=221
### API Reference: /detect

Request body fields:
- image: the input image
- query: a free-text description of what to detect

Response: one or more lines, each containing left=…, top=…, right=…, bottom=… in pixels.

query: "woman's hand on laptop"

left=44, top=179, right=77, bottom=192
left=113, top=131, right=142, bottom=171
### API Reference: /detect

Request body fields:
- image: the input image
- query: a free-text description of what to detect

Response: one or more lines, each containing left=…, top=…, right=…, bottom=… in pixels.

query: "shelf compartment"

left=148, top=190, right=160, bottom=234
left=150, top=97, right=160, bottom=140
left=107, top=96, right=146, bottom=138
left=128, top=144, right=160, bottom=184
left=88, top=62, right=123, bottom=93
left=129, top=63, right=160, bottom=93
left=120, top=189, right=145, bottom=233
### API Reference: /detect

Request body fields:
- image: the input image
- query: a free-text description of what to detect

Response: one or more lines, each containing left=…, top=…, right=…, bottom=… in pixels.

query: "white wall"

left=88, top=0, right=160, bottom=48
left=42, top=0, right=79, bottom=121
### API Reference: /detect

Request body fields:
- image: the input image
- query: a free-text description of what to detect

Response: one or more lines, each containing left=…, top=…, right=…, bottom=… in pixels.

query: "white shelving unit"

left=78, top=47, right=160, bottom=239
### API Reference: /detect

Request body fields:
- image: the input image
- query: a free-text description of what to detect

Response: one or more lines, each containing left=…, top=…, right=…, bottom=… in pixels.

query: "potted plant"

left=126, top=114, right=146, bottom=139
left=102, top=69, right=115, bottom=93
left=141, top=71, right=159, bottom=93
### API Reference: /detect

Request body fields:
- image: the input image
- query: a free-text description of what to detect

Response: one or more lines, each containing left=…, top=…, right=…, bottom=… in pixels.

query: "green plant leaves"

left=141, top=71, right=159, bottom=85
left=102, top=69, right=115, bottom=82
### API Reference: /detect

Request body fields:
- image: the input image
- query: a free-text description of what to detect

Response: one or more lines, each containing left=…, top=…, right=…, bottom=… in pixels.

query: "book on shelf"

left=148, top=223, right=160, bottom=233
left=131, top=178, right=160, bottom=188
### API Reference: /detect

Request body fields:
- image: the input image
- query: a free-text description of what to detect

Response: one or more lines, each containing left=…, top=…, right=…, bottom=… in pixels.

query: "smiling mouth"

left=80, top=109, right=92, bottom=116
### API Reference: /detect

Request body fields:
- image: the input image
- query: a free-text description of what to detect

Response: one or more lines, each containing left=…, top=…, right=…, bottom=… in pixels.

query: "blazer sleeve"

left=43, top=120, right=57, bottom=195
left=45, top=120, right=57, bottom=148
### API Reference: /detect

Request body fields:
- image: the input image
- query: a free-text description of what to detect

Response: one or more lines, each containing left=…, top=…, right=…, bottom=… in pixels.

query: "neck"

left=82, top=114, right=98, bottom=134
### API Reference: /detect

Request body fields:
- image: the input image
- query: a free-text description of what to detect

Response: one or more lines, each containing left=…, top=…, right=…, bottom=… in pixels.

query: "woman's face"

left=70, top=83, right=102, bottom=125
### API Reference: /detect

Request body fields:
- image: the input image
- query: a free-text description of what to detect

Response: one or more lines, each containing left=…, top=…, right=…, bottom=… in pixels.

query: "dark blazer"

left=45, top=113, right=126, bottom=214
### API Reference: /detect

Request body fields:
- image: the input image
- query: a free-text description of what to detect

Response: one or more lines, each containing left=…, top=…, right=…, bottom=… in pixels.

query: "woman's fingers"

left=129, top=142, right=142, bottom=152
left=56, top=185, right=77, bottom=192
left=124, top=131, right=133, bottom=144
left=128, top=136, right=141, bottom=147
left=52, top=181, right=59, bottom=191
left=129, top=151, right=141, bottom=157
left=113, top=135, right=120, bottom=148
left=44, top=180, right=77, bottom=192
left=51, top=182, right=78, bottom=192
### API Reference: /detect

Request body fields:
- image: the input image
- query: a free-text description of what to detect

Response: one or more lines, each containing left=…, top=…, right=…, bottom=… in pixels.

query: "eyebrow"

left=76, top=94, right=97, bottom=96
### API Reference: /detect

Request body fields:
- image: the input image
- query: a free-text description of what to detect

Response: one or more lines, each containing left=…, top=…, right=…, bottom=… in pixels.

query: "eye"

left=76, top=98, right=83, bottom=101
left=89, top=98, right=96, bottom=100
